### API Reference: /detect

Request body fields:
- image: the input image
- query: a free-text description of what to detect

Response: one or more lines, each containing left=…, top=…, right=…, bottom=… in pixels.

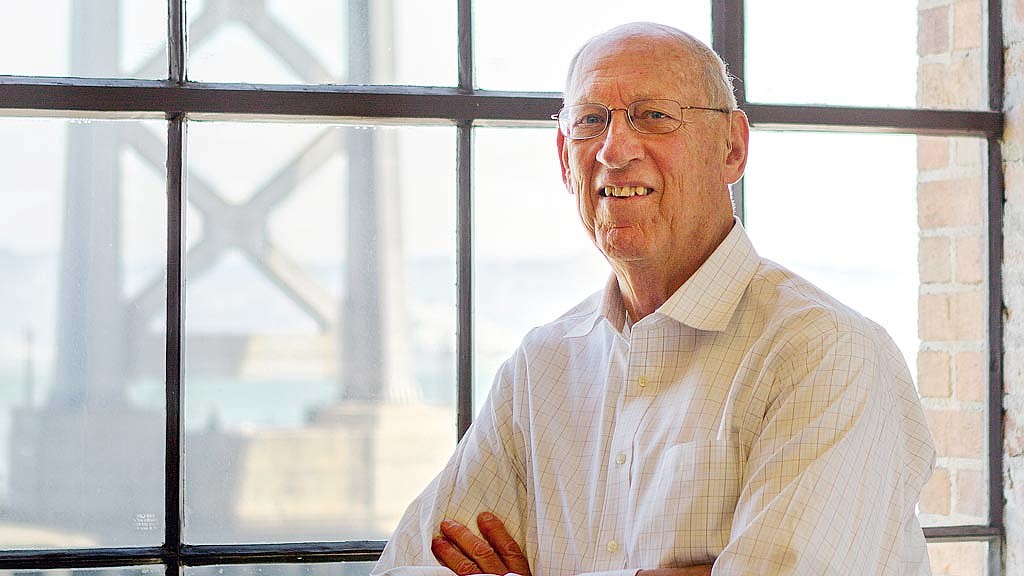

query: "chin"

left=598, top=236, right=649, bottom=263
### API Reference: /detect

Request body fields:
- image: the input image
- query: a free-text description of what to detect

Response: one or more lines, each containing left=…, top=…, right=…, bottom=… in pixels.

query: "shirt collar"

left=562, top=274, right=623, bottom=339
left=564, top=220, right=760, bottom=338
left=658, top=220, right=759, bottom=331
left=565, top=219, right=757, bottom=336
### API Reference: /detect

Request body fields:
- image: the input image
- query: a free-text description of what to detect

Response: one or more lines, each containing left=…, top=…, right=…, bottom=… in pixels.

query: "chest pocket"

left=632, top=440, right=742, bottom=567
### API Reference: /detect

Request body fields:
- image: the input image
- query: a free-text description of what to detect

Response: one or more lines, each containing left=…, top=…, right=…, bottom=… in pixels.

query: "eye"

left=575, top=113, right=603, bottom=126
left=635, top=107, right=676, bottom=121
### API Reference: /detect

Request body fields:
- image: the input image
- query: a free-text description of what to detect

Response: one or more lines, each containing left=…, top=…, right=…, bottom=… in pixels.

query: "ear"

left=557, top=128, right=574, bottom=193
left=722, top=110, right=750, bottom=185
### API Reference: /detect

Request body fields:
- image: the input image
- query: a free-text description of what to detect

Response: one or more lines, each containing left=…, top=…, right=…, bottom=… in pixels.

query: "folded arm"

left=431, top=514, right=711, bottom=576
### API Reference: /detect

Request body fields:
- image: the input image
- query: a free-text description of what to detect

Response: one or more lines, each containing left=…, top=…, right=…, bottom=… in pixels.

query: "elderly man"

left=373, top=22, right=935, bottom=576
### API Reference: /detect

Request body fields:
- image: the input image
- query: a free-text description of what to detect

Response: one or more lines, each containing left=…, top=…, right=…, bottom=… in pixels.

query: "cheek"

left=567, top=158, right=591, bottom=205
left=573, top=179, right=594, bottom=218
left=567, top=144, right=597, bottom=181
left=569, top=175, right=601, bottom=234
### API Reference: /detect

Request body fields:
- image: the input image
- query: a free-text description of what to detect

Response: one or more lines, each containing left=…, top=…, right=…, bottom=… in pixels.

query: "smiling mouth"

left=600, top=185, right=654, bottom=198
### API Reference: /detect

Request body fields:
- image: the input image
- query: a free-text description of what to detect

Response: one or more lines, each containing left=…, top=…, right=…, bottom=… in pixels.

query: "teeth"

left=603, top=185, right=652, bottom=198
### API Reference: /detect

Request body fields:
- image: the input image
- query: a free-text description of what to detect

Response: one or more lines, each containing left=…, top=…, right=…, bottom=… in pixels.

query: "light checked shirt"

left=374, top=222, right=936, bottom=576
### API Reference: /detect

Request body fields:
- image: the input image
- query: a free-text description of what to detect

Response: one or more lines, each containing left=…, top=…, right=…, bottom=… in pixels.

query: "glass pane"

left=474, top=1, right=712, bottom=92
left=744, top=131, right=920, bottom=367
left=0, top=1, right=166, bottom=79
left=744, top=131, right=989, bottom=527
left=745, top=0, right=986, bottom=109
left=184, top=122, right=457, bottom=543
left=187, top=0, right=456, bottom=86
left=927, top=540, right=990, bottom=575
left=0, top=117, right=167, bottom=548
left=473, top=127, right=608, bottom=413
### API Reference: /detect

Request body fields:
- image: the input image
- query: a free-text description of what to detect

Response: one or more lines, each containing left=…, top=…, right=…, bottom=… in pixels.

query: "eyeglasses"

left=551, top=99, right=731, bottom=140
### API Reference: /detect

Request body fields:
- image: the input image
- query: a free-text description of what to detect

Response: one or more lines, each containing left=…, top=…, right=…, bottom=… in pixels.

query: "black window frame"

left=0, top=0, right=1006, bottom=572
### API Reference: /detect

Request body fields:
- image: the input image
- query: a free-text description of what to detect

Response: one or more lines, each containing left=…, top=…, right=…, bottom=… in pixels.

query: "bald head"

left=564, top=22, right=736, bottom=111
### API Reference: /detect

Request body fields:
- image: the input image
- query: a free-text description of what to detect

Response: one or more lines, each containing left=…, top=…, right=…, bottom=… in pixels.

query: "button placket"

left=594, top=335, right=632, bottom=569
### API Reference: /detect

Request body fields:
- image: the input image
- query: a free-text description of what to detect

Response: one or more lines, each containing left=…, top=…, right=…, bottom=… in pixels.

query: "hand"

left=638, top=567, right=713, bottom=576
left=431, top=512, right=532, bottom=576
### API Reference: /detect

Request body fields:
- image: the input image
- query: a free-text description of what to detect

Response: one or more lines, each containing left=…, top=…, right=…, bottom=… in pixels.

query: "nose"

left=596, top=109, right=644, bottom=169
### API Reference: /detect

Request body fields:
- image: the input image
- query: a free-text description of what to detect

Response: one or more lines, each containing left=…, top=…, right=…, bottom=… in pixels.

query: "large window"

left=0, top=1, right=1004, bottom=575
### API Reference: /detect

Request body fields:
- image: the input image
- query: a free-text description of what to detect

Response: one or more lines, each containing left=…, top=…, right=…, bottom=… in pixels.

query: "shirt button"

left=638, top=375, right=649, bottom=388
left=606, top=540, right=619, bottom=553
left=615, top=453, right=627, bottom=465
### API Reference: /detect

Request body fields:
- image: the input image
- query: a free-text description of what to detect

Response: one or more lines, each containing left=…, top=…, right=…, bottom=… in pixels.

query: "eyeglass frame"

left=551, top=99, right=732, bottom=140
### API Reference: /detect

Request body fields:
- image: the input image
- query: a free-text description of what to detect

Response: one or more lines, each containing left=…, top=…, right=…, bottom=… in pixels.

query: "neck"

left=612, top=261, right=689, bottom=321
left=612, top=219, right=734, bottom=322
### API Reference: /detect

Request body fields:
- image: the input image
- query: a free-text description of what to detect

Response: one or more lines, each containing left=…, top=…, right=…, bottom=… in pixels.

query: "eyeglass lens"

left=559, top=99, right=683, bottom=139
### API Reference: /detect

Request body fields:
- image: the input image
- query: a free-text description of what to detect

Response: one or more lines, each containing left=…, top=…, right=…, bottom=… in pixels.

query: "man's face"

left=557, top=34, right=747, bottom=269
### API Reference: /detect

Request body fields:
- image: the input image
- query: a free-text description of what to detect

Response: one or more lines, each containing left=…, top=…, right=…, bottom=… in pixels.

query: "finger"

left=476, top=512, right=531, bottom=576
left=440, top=518, right=509, bottom=575
left=431, top=535, right=482, bottom=576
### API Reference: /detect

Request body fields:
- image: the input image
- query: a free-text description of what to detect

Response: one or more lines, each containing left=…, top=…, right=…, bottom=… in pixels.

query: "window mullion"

left=988, top=0, right=1004, bottom=111
left=987, top=134, right=1005, bottom=533
left=456, top=122, right=474, bottom=440
left=456, top=0, right=474, bottom=439
left=712, top=0, right=746, bottom=107
left=712, top=0, right=746, bottom=221
left=164, top=114, right=186, bottom=574
left=458, top=0, right=473, bottom=92
left=169, top=0, right=185, bottom=84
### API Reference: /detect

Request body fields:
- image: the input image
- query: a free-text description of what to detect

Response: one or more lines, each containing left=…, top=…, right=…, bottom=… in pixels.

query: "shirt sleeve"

left=712, top=320, right=936, bottom=575
left=373, top=354, right=530, bottom=576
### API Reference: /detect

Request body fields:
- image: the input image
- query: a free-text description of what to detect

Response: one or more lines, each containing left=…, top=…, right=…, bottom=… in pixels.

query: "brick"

left=954, top=468, right=986, bottom=517
left=952, top=136, right=983, bottom=167
left=1005, top=458, right=1024, bottom=575
left=1003, top=105, right=1024, bottom=161
left=952, top=0, right=982, bottom=50
left=920, top=466, right=951, bottom=514
left=1009, top=49, right=1024, bottom=97
left=917, top=136, right=950, bottom=171
left=925, top=409, right=985, bottom=458
left=954, top=235, right=986, bottom=284
left=919, top=6, right=950, bottom=55
left=917, top=58, right=983, bottom=109
left=1006, top=161, right=1024, bottom=205
left=955, top=350, right=986, bottom=402
left=1006, top=346, right=1024, bottom=397
left=927, top=541, right=988, bottom=576
left=919, top=291, right=986, bottom=340
left=918, top=350, right=952, bottom=397
left=1006, top=411, right=1024, bottom=458
left=918, top=179, right=985, bottom=229
left=919, top=236, right=952, bottom=284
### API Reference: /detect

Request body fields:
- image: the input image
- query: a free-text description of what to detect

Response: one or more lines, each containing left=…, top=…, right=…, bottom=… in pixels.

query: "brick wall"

left=916, top=133, right=991, bottom=573
left=919, top=0, right=984, bottom=108
left=1003, top=0, right=1024, bottom=572
left=916, top=134, right=988, bottom=529
left=917, top=0, right=992, bottom=573
left=922, top=0, right=1024, bottom=572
